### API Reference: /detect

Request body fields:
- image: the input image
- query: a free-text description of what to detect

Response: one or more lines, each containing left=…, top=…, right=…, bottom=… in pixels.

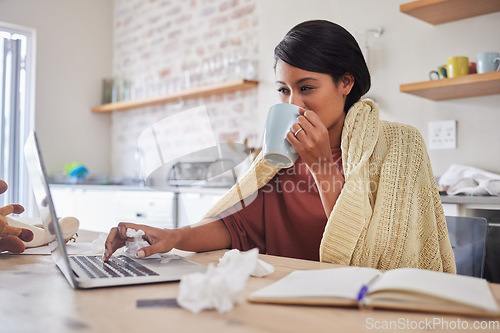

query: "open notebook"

left=248, top=267, right=500, bottom=318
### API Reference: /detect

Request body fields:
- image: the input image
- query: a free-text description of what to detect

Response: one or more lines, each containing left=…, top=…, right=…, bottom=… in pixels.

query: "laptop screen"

left=24, top=132, right=77, bottom=288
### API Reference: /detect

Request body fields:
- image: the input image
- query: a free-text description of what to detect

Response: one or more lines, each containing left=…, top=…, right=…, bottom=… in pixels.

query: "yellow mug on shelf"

left=447, top=56, right=469, bottom=78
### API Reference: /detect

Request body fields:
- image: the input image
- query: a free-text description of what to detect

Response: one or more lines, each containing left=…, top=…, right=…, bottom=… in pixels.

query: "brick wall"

left=112, top=0, right=259, bottom=179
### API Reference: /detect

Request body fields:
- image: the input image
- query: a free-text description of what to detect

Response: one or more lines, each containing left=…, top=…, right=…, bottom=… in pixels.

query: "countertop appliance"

left=167, top=159, right=237, bottom=188
left=146, top=142, right=251, bottom=190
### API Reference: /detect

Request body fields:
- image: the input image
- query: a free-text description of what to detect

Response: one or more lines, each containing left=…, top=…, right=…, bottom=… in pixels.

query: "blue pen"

left=357, top=285, right=369, bottom=301
left=357, top=274, right=381, bottom=302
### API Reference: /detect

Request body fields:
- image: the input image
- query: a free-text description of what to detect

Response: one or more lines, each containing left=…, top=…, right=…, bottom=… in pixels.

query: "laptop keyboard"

left=70, top=255, right=159, bottom=279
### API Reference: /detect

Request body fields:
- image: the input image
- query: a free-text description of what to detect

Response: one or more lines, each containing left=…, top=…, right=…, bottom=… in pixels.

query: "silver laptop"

left=24, top=132, right=206, bottom=289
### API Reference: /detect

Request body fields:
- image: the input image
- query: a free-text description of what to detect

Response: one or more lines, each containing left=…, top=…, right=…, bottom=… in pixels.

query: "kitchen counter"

left=440, top=194, right=500, bottom=218
left=440, top=194, right=500, bottom=205
left=51, top=184, right=499, bottom=205
left=48, top=183, right=230, bottom=232
left=51, top=184, right=500, bottom=230
left=49, top=183, right=231, bottom=196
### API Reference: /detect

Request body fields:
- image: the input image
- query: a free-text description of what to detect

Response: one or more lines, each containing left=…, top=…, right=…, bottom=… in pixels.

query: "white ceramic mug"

left=262, top=103, right=300, bottom=168
left=477, top=52, right=500, bottom=74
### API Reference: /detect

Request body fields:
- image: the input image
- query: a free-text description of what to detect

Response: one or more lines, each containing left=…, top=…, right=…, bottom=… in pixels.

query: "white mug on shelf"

left=477, top=52, right=500, bottom=74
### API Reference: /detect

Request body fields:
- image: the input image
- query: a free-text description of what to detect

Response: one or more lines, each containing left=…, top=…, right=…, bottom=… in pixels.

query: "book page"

left=369, top=268, right=499, bottom=313
left=250, top=267, right=381, bottom=301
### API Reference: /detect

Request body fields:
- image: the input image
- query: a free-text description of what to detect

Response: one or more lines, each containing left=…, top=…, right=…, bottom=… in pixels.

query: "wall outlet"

left=428, top=120, right=457, bottom=150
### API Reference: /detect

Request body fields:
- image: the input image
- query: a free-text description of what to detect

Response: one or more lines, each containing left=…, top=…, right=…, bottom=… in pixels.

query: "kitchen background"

left=2, top=0, right=500, bottom=281
left=1, top=0, right=499, bottom=181
left=1, top=0, right=500, bottom=229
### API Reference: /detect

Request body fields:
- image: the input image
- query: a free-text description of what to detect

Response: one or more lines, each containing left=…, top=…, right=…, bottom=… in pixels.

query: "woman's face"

left=274, top=59, right=353, bottom=138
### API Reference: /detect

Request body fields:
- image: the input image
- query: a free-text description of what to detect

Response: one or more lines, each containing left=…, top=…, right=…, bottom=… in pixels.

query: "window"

left=0, top=22, right=35, bottom=209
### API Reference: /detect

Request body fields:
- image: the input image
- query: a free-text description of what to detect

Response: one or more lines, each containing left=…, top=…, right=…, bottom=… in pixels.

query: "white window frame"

left=0, top=21, right=36, bottom=210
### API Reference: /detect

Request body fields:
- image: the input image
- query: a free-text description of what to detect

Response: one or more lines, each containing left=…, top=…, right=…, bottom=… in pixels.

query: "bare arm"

left=310, top=163, right=344, bottom=217
left=174, top=218, right=231, bottom=252
left=103, top=218, right=231, bottom=261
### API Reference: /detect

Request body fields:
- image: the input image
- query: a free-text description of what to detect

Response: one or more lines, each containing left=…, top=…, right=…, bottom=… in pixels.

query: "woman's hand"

left=286, top=108, right=344, bottom=217
left=286, top=108, right=334, bottom=174
left=103, top=218, right=232, bottom=262
left=103, top=222, right=179, bottom=261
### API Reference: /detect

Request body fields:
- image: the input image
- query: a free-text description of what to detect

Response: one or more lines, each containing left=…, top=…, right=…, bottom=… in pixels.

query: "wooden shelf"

left=400, top=71, right=500, bottom=101
left=91, top=78, right=258, bottom=113
left=400, top=0, right=500, bottom=25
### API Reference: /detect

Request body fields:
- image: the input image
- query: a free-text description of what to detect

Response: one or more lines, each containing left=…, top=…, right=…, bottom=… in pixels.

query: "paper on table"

left=250, top=267, right=381, bottom=301
left=369, top=268, right=499, bottom=313
left=177, top=248, right=274, bottom=314
left=19, top=242, right=93, bottom=255
left=249, top=266, right=500, bottom=318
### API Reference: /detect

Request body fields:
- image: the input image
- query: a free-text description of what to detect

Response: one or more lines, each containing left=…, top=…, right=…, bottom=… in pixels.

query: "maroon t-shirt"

left=220, top=148, right=343, bottom=261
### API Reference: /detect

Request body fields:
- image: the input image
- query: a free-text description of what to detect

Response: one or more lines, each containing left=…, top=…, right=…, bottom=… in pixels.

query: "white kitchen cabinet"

left=50, top=185, right=220, bottom=233
left=115, top=190, right=174, bottom=229
left=50, top=186, right=118, bottom=233
left=50, top=185, right=174, bottom=233
left=442, top=203, right=459, bottom=216
left=177, top=192, right=224, bottom=228
left=440, top=195, right=500, bottom=217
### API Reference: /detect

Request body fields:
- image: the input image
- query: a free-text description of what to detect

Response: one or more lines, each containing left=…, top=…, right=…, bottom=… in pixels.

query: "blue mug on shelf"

left=477, top=52, right=500, bottom=74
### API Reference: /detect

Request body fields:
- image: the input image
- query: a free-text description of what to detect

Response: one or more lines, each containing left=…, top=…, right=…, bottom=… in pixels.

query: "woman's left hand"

left=286, top=108, right=334, bottom=175
left=286, top=108, right=344, bottom=218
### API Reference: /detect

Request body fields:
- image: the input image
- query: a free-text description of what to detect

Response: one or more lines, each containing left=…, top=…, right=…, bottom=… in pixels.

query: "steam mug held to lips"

left=262, top=103, right=300, bottom=168
left=477, top=52, right=500, bottom=74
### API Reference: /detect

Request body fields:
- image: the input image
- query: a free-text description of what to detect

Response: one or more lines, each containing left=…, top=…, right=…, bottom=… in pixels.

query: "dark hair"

left=274, top=20, right=370, bottom=113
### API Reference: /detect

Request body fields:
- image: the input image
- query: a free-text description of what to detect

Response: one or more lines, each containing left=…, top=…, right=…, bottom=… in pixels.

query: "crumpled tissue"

left=123, top=228, right=161, bottom=259
left=177, top=248, right=274, bottom=314
left=91, top=232, right=109, bottom=254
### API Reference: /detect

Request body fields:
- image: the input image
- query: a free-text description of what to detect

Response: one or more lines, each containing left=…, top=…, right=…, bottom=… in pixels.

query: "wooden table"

left=1, top=231, right=500, bottom=333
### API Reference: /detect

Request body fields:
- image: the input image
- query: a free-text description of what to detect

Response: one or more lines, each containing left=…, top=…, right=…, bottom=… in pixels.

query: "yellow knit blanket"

left=203, top=100, right=456, bottom=273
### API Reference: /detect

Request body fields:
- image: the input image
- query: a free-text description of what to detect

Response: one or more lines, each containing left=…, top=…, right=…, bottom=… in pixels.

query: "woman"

left=104, top=20, right=456, bottom=273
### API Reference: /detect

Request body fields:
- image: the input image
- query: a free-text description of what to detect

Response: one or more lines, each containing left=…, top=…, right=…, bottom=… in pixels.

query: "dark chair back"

left=446, top=216, right=488, bottom=278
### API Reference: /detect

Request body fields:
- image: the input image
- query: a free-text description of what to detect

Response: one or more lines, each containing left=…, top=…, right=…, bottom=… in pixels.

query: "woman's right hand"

left=103, top=222, right=180, bottom=261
